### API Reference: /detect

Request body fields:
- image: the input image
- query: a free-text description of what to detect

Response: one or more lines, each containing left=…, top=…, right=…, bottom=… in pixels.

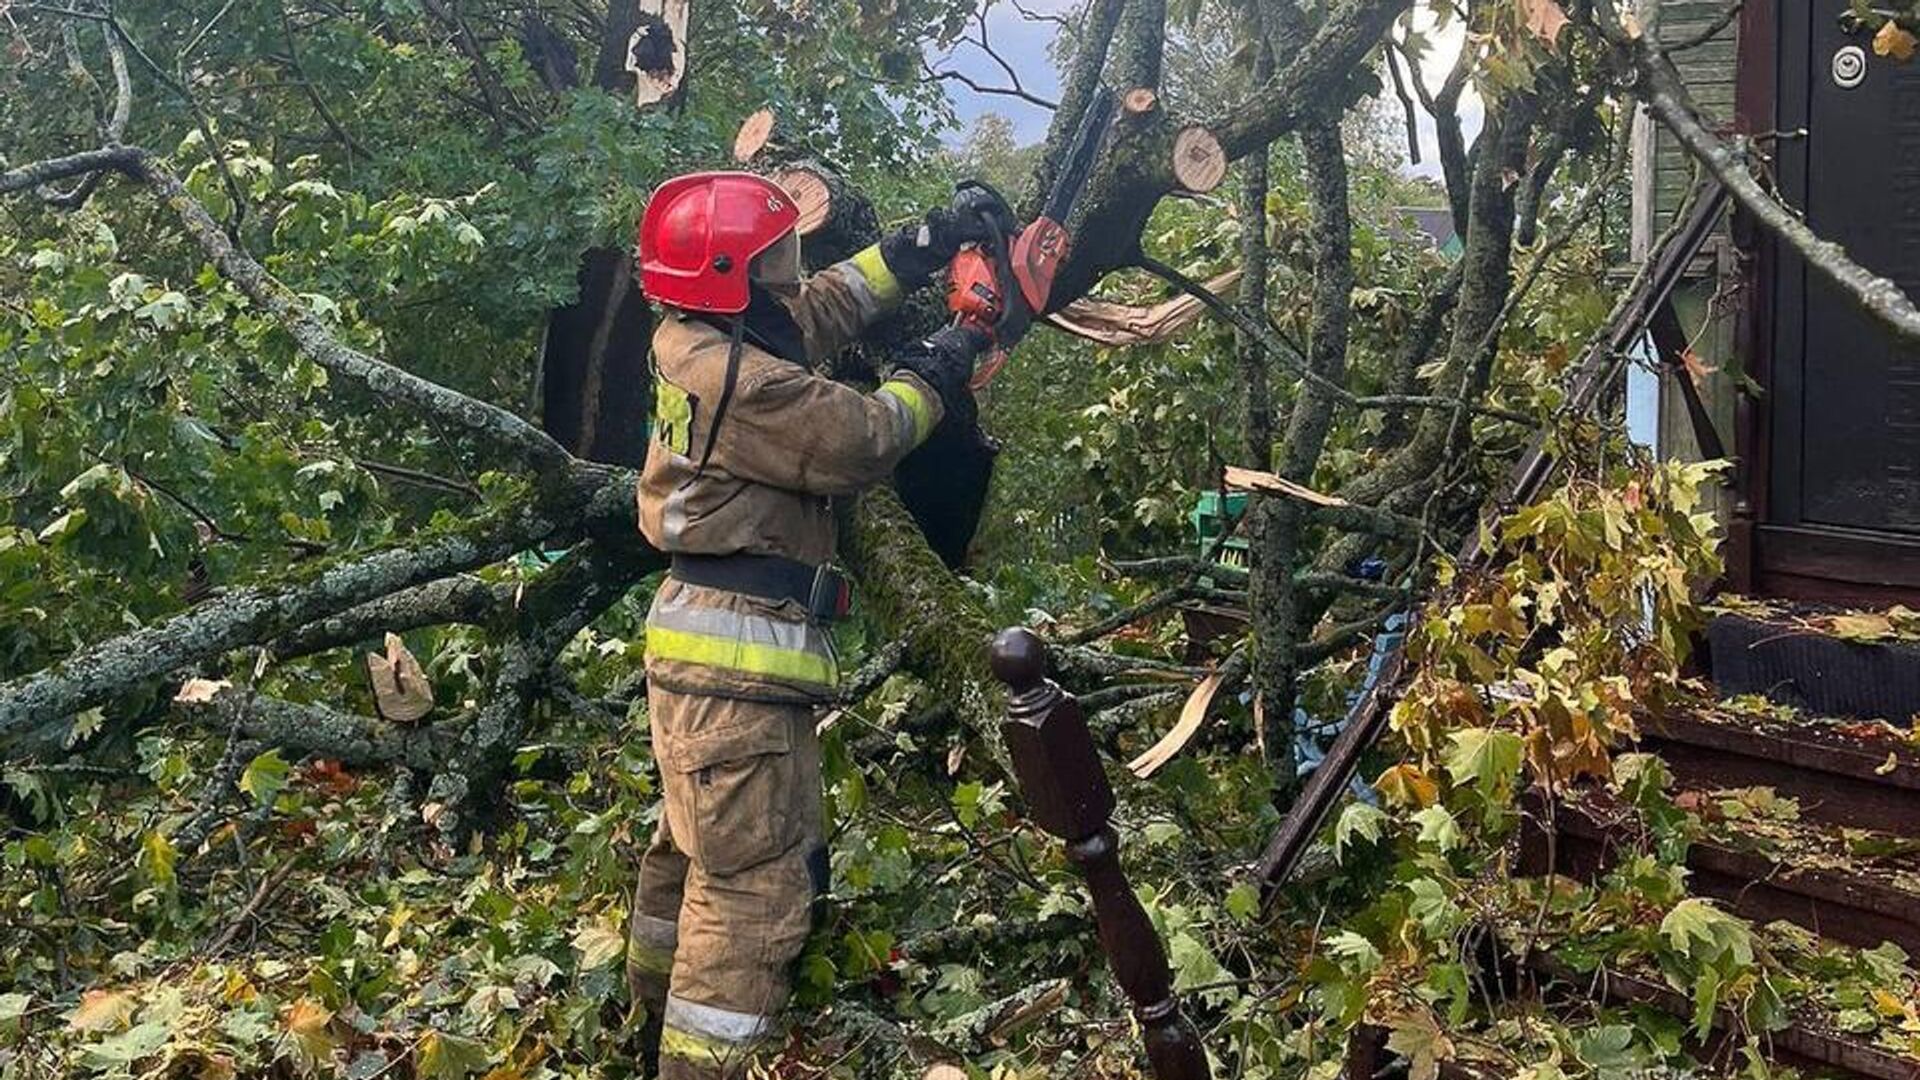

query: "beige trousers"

left=628, top=689, right=825, bottom=1079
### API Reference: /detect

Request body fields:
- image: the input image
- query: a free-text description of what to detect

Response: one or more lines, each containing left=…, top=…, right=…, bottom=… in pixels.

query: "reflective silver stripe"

left=665, top=995, right=774, bottom=1044
left=832, top=258, right=886, bottom=323
left=631, top=913, right=679, bottom=951
left=660, top=453, right=693, bottom=546
left=649, top=589, right=833, bottom=657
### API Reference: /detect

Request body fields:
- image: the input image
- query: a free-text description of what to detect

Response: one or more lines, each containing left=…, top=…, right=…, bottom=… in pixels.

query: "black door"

left=1762, top=1, right=1920, bottom=598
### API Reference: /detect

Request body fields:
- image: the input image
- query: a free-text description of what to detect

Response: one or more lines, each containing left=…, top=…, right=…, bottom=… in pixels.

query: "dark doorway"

left=1758, top=0, right=1920, bottom=601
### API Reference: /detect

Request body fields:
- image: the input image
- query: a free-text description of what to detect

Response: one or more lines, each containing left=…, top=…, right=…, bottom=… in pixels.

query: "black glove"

left=891, top=325, right=990, bottom=417
left=879, top=181, right=1018, bottom=289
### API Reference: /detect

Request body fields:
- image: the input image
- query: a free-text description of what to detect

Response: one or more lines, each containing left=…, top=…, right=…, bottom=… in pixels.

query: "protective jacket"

left=637, top=244, right=942, bottom=703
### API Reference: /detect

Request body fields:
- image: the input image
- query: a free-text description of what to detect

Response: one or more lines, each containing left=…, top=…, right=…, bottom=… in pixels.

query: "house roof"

left=1393, top=206, right=1460, bottom=255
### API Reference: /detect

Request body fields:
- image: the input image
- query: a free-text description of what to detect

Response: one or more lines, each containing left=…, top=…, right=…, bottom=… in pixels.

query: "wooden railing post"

left=989, top=627, right=1211, bottom=1080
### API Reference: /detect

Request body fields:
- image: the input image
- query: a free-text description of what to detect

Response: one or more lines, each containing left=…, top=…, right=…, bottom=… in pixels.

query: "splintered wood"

left=770, top=166, right=833, bottom=235
left=627, top=0, right=690, bottom=109
left=1048, top=269, right=1242, bottom=346
left=1223, top=464, right=1349, bottom=508
left=367, top=632, right=434, bottom=723
left=1128, top=670, right=1224, bottom=778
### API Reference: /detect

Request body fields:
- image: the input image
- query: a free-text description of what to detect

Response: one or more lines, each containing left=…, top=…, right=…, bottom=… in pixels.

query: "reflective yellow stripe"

left=849, top=244, right=902, bottom=305
left=659, top=1026, right=736, bottom=1068
left=627, top=945, right=675, bottom=976
left=655, top=381, right=693, bottom=455
left=645, top=625, right=836, bottom=685
left=877, top=379, right=934, bottom=446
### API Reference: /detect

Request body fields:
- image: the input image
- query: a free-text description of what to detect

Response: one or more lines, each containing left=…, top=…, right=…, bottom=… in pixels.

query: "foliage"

left=5, top=1, right=1917, bottom=1078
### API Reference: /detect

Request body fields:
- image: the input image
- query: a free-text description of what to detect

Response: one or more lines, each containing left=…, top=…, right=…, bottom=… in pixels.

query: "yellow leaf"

left=282, top=997, right=334, bottom=1063
left=572, top=918, right=627, bottom=970
left=1873, top=987, right=1912, bottom=1018
left=1877, top=751, right=1899, bottom=776
left=1875, top=20, right=1918, bottom=63
left=383, top=904, right=414, bottom=949
left=67, top=989, right=135, bottom=1033
left=1517, top=0, right=1570, bottom=47
left=1374, top=763, right=1441, bottom=808
left=1827, top=611, right=1896, bottom=642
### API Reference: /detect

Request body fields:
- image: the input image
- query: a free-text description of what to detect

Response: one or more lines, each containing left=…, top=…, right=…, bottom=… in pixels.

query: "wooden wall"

left=1631, top=0, right=1743, bottom=508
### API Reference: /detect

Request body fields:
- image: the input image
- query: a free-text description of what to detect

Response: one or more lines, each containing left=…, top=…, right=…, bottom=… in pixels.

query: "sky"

left=932, top=2, right=1483, bottom=182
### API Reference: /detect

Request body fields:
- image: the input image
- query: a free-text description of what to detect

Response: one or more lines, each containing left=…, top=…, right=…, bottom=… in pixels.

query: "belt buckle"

left=807, top=563, right=852, bottom=622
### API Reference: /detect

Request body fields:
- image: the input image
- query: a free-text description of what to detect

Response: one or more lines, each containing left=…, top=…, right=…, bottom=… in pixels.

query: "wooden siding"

left=1646, top=0, right=1741, bottom=230
left=1633, top=0, right=1743, bottom=485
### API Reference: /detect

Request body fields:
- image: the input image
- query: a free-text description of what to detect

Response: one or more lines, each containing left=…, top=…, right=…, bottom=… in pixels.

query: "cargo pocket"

left=665, top=720, right=796, bottom=878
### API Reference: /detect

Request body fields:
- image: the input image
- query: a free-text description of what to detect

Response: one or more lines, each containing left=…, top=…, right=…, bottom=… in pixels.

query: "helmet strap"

left=690, top=316, right=747, bottom=480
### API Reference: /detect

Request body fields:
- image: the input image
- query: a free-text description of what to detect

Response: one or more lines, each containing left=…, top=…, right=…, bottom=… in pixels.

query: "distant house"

left=1635, top=0, right=1920, bottom=607
left=1389, top=206, right=1462, bottom=259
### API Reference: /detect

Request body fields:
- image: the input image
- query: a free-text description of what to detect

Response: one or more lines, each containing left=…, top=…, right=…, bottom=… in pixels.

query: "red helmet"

left=636, top=172, right=799, bottom=314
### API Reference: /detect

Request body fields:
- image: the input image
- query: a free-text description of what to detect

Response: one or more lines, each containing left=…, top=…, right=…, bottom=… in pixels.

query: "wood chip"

left=1171, top=125, right=1227, bottom=194
left=1222, top=465, right=1349, bottom=508
left=770, top=166, right=832, bottom=235
left=367, top=632, right=434, bottom=724
left=922, top=1067, right=968, bottom=1080
left=1128, top=671, right=1225, bottom=779
left=174, top=678, right=233, bottom=704
left=733, top=107, right=774, bottom=163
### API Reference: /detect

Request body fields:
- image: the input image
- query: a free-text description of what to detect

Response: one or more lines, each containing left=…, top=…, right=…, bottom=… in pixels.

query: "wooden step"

left=1531, top=955, right=1920, bottom=1080
left=1536, top=786, right=1920, bottom=957
left=1523, top=783, right=1920, bottom=1079
left=1643, top=704, right=1920, bottom=837
left=1707, top=611, right=1920, bottom=722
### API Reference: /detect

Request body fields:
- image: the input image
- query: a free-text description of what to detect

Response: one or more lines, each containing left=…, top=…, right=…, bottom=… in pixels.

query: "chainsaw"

left=947, top=83, right=1118, bottom=388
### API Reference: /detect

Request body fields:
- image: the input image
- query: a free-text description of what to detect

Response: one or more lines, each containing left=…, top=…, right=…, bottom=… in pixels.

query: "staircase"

left=1528, top=603, right=1920, bottom=1078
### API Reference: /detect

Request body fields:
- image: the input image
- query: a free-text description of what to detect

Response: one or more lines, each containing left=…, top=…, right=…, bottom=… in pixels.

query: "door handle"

left=1833, top=44, right=1868, bottom=89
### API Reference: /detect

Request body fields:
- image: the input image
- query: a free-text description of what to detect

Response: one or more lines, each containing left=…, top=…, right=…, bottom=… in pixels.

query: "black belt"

left=669, top=553, right=852, bottom=622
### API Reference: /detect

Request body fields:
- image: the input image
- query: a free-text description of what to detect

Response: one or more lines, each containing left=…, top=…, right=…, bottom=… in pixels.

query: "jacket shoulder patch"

left=654, top=379, right=696, bottom=455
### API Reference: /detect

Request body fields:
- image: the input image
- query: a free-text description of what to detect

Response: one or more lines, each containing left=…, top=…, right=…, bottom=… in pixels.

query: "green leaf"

left=416, top=1030, right=492, bottom=1080
left=1660, top=898, right=1753, bottom=965
left=1326, top=931, right=1381, bottom=974
left=1332, top=802, right=1387, bottom=863
left=1411, top=805, right=1463, bottom=852
left=133, top=291, right=190, bottom=330
left=1406, top=878, right=1462, bottom=937
left=1443, top=728, right=1524, bottom=795
left=1573, top=1024, right=1643, bottom=1076
left=80, top=1020, right=170, bottom=1067
left=1223, top=882, right=1260, bottom=924
left=951, top=780, right=986, bottom=828
left=238, top=750, right=290, bottom=807
left=1692, top=964, right=1721, bottom=1039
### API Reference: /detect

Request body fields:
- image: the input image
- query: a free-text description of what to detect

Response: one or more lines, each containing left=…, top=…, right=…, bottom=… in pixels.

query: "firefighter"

left=626, top=171, right=1020, bottom=1078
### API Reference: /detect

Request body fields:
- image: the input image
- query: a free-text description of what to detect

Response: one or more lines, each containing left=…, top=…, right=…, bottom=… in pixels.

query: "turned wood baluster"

left=989, top=627, right=1211, bottom=1080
